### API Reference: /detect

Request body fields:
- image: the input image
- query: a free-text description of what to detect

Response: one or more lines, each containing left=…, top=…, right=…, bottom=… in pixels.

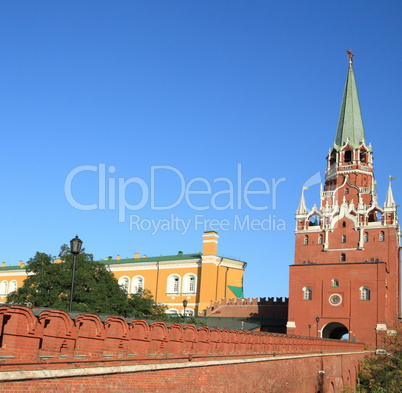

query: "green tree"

left=7, top=245, right=166, bottom=318
left=344, top=325, right=402, bottom=393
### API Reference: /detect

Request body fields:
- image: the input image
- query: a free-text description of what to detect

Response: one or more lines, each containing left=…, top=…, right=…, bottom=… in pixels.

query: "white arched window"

left=360, top=286, right=370, bottom=300
left=363, top=232, right=369, bottom=243
left=182, top=274, right=197, bottom=294
left=8, top=280, right=17, bottom=294
left=0, top=280, right=8, bottom=296
left=132, top=276, right=144, bottom=294
left=118, top=276, right=130, bottom=293
left=379, top=231, right=385, bottom=242
left=318, top=235, right=323, bottom=245
left=167, top=274, right=181, bottom=295
left=302, top=286, right=312, bottom=301
left=304, top=235, right=309, bottom=245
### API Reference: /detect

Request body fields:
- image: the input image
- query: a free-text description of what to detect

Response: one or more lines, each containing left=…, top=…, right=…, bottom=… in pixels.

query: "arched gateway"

left=322, top=322, right=349, bottom=340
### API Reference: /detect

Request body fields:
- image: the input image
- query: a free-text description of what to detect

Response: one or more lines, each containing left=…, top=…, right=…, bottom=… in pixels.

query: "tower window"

left=341, top=235, right=346, bottom=243
left=318, top=235, right=323, bottom=245
left=304, top=235, right=309, bottom=245
left=360, top=150, right=367, bottom=163
left=331, top=279, right=339, bottom=287
left=309, top=214, right=320, bottom=226
left=345, top=188, right=349, bottom=194
left=360, top=286, right=370, bottom=300
left=329, top=150, right=336, bottom=166
left=340, top=253, right=346, bottom=262
left=344, top=150, right=352, bottom=163
left=303, top=287, right=312, bottom=301
left=363, top=232, right=369, bottom=243
left=379, top=231, right=385, bottom=242
left=342, top=221, right=346, bottom=228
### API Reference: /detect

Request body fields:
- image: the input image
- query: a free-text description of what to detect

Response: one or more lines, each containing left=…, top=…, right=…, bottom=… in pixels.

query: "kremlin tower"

left=287, top=52, right=401, bottom=347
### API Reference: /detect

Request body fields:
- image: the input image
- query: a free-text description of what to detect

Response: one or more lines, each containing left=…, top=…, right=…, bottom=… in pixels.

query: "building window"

left=342, top=235, right=346, bottom=243
left=344, top=150, right=352, bottom=163
left=363, top=232, right=369, bottom=243
left=0, top=280, right=8, bottom=296
left=332, top=279, right=339, bottom=287
left=118, top=276, right=130, bottom=293
left=342, top=221, right=346, bottom=228
left=360, top=286, right=370, bottom=300
left=379, top=231, right=385, bottom=242
left=345, top=188, right=349, bottom=194
left=304, top=235, right=309, bottom=245
left=340, top=253, right=346, bottom=262
left=167, top=274, right=181, bottom=295
left=8, top=280, right=17, bottom=294
left=182, top=274, right=197, bottom=294
left=318, top=235, right=323, bottom=245
left=132, top=276, right=144, bottom=294
left=303, top=287, right=312, bottom=300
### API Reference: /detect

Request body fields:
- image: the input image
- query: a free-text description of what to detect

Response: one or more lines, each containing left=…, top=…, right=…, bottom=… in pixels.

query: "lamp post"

left=69, top=235, right=83, bottom=313
left=316, top=316, right=320, bottom=338
left=182, top=299, right=188, bottom=318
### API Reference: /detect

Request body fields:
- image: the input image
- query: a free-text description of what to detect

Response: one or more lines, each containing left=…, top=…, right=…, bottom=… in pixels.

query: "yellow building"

left=0, top=231, right=246, bottom=316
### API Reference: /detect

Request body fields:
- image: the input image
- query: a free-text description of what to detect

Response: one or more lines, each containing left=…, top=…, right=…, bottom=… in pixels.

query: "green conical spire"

left=334, top=52, right=365, bottom=149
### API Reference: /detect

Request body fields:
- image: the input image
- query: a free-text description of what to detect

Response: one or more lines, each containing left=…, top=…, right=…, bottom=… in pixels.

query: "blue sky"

left=1, top=1, right=401, bottom=299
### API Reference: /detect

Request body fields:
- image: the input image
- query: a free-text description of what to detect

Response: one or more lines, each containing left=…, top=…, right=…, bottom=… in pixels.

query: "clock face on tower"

left=329, top=294, right=342, bottom=306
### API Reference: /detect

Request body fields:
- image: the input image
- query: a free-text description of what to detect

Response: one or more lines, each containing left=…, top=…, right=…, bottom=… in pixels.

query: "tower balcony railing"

left=322, top=191, right=334, bottom=198
left=326, top=164, right=371, bottom=177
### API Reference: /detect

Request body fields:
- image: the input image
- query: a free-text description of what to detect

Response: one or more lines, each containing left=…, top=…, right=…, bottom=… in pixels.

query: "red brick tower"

left=287, top=52, right=401, bottom=347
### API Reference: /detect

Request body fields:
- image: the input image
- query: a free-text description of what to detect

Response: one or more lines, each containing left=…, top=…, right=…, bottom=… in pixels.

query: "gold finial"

left=347, top=49, right=354, bottom=64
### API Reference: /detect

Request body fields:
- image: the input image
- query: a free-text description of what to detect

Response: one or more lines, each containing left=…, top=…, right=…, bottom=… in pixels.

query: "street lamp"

left=69, top=235, right=83, bottom=313
left=182, top=299, right=188, bottom=318
left=316, top=316, right=320, bottom=338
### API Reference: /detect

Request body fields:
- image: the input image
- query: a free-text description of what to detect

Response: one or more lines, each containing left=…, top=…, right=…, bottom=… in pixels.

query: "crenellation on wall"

left=201, top=296, right=289, bottom=317
left=0, top=305, right=368, bottom=392
left=0, top=305, right=365, bottom=370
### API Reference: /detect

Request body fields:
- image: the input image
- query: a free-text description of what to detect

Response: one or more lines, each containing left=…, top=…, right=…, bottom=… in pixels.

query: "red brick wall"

left=0, top=306, right=366, bottom=392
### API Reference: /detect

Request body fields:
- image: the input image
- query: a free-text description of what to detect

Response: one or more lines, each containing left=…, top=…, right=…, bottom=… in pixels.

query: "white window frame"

left=132, top=275, right=144, bottom=294
left=9, top=280, right=17, bottom=294
left=182, top=274, right=197, bottom=295
left=167, top=274, right=181, bottom=295
left=118, top=276, right=130, bottom=293
left=302, top=286, right=312, bottom=301
left=0, top=280, right=8, bottom=296
left=360, top=286, right=370, bottom=300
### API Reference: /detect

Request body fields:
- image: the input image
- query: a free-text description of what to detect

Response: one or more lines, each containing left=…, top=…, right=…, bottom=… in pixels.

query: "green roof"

left=228, top=285, right=244, bottom=298
left=99, top=253, right=202, bottom=265
left=334, top=61, right=366, bottom=150
left=0, top=265, right=25, bottom=271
